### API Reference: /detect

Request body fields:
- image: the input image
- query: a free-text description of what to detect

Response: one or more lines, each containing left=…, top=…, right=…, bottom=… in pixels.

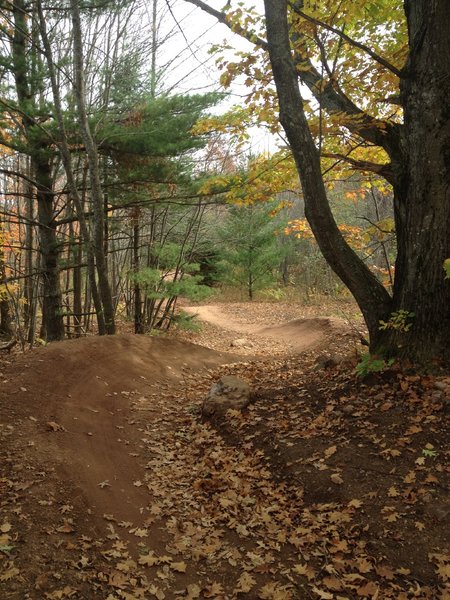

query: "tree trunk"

left=73, top=237, right=83, bottom=338
left=35, top=155, right=64, bottom=341
left=70, top=0, right=116, bottom=334
left=0, top=249, right=13, bottom=338
left=23, top=160, right=35, bottom=342
left=133, top=220, right=144, bottom=334
left=263, top=0, right=393, bottom=347
left=374, top=0, right=450, bottom=359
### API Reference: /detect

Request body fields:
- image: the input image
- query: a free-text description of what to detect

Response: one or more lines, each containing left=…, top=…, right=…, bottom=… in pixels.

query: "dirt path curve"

left=184, top=304, right=258, bottom=334
left=184, top=303, right=347, bottom=352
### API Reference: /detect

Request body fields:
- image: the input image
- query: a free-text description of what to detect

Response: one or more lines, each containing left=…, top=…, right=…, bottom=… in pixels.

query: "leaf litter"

left=0, top=302, right=449, bottom=599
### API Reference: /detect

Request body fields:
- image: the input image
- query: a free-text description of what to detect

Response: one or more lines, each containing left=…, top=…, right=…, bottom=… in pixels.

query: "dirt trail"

left=1, top=307, right=342, bottom=598
left=11, top=307, right=335, bottom=534
left=1, top=307, right=448, bottom=599
left=184, top=303, right=347, bottom=352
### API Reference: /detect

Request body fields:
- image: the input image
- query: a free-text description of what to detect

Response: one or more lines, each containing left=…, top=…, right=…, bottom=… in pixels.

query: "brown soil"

left=0, top=303, right=448, bottom=600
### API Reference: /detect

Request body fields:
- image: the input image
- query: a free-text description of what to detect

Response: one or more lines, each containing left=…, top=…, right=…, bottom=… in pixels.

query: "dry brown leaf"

left=403, top=471, right=416, bottom=483
left=324, top=445, right=337, bottom=458
left=203, top=582, right=224, bottom=598
left=147, top=584, right=165, bottom=600
left=375, top=564, right=395, bottom=580
left=357, top=580, right=379, bottom=597
left=348, top=498, right=363, bottom=508
left=322, top=576, right=343, bottom=591
left=170, top=561, right=187, bottom=573
left=108, top=570, right=128, bottom=589
left=185, top=583, right=201, bottom=599
left=0, top=565, right=19, bottom=582
left=55, top=522, right=75, bottom=534
left=436, top=563, right=450, bottom=581
left=311, top=587, right=334, bottom=600
left=331, top=473, right=344, bottom=485
left=357, top=558, right=373, bottom=573
left=405, top=425, right=422, bottom=435
left=129, top=527, right=148, bottom=538
left=235, top=572, right=256, bottom=593
left=138, top=552, right=158, bottom=567
left=259, top=581, right=293, bottom=599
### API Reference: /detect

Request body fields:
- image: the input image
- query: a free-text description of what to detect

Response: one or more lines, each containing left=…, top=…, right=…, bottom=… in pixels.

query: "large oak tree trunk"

left=376, top=0, right=450, bottom=359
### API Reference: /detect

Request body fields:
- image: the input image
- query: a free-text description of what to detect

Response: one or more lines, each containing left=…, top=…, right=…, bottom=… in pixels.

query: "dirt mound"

left=24, top=333, right=234, bottom=387
left=1, top=335, right=237, bottom=544
left=184, top=303, right=353, bottom=355
left=258, top=316, right=345, bottom=351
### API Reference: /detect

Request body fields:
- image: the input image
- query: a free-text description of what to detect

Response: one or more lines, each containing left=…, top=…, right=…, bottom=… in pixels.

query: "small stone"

left=202, top=375, right=251, bottom=417
left=314, top=354, right=338, bottom=370
left=230, top=338, right=254, bottom=349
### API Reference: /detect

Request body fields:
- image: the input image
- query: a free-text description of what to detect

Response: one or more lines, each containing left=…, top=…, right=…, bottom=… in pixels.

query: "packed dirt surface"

left=1, top=302, right=449, bottom=600
left=181, top=301, right=357, bottom=356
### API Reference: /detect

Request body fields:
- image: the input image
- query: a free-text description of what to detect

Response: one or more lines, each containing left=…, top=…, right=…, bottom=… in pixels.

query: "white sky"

left=157, top=0, right=276, bottom=154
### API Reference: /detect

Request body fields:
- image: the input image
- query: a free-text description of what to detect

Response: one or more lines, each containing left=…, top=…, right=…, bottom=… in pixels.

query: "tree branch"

left=321, top=152, right=394, bottom=184
left=183, top=0, right=401, bottom=158
left=290, top=3, right=402, bottom=77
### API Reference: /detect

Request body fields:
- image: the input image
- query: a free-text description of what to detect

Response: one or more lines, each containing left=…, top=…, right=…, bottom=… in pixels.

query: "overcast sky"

left=158, top=0, right=275, bottom=153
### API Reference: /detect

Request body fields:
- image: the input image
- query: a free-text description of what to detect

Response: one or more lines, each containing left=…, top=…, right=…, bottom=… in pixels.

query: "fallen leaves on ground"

left=0, top=302, right=449, bottom=599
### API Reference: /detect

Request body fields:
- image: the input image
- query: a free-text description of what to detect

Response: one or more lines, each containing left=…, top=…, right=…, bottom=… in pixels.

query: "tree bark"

left=73, top=236, right=83, bottom=338
left=35, top=153, right=64, bottom=341
left=133, top=218, right=144, bottom=334
left=375, top=0, right=450, bottom=359
left=0, top=237, right=13, bottom=338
